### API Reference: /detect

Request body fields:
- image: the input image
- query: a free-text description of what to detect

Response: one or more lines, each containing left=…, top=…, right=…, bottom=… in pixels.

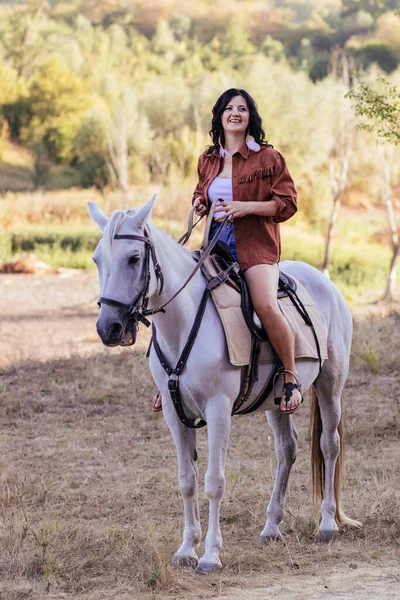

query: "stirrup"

left=273, top=369, right=303, bottom=413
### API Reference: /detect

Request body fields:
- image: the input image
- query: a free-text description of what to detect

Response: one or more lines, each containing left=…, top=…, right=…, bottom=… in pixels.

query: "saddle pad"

left=205, top=257, right=328, bottom=367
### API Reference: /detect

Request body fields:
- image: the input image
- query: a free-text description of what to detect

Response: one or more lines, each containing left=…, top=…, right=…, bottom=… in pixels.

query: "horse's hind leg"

left=312, top=375, right=343, bottom=541
left=163, top=402, right=201, bottom=567
left=260, top=409, right=298, bottom=543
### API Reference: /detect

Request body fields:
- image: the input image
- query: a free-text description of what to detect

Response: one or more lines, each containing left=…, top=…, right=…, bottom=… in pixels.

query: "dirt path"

left=0, top=272, right=399, bottom=600
left=0, top=271, right=151, bottom=368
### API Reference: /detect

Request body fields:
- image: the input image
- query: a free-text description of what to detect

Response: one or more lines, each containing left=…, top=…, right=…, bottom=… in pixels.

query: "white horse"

left=88, top=196, right=361, bottom=574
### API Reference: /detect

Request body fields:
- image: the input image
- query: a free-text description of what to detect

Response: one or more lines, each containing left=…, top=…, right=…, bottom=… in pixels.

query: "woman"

left=153, top=88, right=301, bottom=414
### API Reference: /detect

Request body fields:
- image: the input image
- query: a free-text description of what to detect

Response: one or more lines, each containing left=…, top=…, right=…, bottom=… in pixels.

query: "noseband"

left=98, top=231, right=164, bottom=329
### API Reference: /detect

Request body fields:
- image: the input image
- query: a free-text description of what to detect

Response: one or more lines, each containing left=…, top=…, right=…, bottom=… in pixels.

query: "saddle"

left=151, top=241, right=328, bottom=430
left=198, top=243, right=327, bottom=368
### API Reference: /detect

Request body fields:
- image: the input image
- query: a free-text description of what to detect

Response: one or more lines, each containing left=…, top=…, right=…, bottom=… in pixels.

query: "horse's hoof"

left=196, top=561, right=222, bottom=575
left=317, top=530, right=339, bottom=544
left=260, top=532, right=283, bottom=544
left=171, top=554, right=198, bottom=568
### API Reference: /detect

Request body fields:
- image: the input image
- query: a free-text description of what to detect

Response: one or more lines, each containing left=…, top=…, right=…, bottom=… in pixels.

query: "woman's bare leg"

left=244, top=263, right=302, bottom=413
left=152, top=391, right=162, bottom=411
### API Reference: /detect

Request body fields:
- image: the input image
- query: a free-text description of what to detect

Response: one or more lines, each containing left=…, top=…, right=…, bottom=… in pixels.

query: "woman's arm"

left=268, top=151, right=297, bottom=223
left=215, top=150, right=297, bottom=222
left=214, top=200, right=278, bottom=220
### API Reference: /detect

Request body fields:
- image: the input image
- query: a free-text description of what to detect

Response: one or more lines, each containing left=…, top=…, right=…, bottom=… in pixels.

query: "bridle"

left=98, top=230, right=164, bottom=331
left=97, top=209, right=230, bottom=335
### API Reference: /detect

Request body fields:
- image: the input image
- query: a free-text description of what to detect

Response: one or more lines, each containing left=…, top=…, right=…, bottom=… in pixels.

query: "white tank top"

left=208, top=177, right=233, bottom=218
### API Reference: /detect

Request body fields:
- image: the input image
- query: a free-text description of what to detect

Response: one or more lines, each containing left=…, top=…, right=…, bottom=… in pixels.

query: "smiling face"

left=221, top=94, right=250, bottom=137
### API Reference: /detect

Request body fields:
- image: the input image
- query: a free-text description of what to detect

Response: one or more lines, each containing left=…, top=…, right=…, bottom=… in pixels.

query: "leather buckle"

left=168, top=378, right=179, bottom=392
left=207, top=271, right=228, bottom=290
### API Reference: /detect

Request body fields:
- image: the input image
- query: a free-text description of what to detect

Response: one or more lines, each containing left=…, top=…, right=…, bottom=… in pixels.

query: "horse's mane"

left=102, top=209, right=136, bottom=256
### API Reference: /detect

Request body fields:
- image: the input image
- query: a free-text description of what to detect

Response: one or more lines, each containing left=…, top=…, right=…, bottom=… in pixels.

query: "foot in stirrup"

left=280, top=371, right=303, bottom=414
left=152, top=391, right=162, bottom=412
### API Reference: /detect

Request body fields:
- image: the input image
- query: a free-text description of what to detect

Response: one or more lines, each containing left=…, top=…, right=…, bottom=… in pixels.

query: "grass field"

left=0, top=271, right=399, bottom=600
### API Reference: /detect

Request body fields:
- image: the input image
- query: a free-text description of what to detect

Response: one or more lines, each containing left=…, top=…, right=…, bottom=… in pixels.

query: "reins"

left=97, top=203, right=230, bottom=327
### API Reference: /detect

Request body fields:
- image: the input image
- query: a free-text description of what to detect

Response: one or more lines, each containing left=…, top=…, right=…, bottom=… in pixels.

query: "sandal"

left=152, top=391, right=163, bottom=412
left=273, top=369, right=304, bottom=415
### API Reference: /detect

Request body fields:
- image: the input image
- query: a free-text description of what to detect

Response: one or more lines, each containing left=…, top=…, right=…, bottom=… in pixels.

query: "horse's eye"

left=128, top=255, right=139, bottom=266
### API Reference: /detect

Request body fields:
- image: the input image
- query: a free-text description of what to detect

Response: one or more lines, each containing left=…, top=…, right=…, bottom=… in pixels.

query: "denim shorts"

left=209, top=219, right=238, bottom=261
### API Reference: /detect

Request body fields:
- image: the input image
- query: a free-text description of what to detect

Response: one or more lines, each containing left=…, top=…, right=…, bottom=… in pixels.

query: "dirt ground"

left=0, top=271, right=399, bottom=600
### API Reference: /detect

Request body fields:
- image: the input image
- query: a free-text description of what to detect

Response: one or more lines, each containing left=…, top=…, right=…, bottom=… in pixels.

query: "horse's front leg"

left=260, top=409, right=298, bottom=542
left=162, top=399, right=201, bottom=568
left=197, top=397, right=232, bottom=574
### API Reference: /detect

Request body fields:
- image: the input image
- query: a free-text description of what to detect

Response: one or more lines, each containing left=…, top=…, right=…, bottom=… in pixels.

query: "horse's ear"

left=87, top=202, right=108, bottom=232
left=133, top=193, right=156, bottom=229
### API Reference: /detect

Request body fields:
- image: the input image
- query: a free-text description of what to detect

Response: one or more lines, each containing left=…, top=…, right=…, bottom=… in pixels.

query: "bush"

left=9, top=230, right=100, bottom=254
left=309, top=55, right=330, bottom=82
left=356, top=42, right=399, bottom=73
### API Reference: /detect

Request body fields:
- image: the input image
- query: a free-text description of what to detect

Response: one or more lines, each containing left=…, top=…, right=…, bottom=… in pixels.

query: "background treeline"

left=0, top=0, right=399, bottom=301
left=0, top=1, right=399, bottom=213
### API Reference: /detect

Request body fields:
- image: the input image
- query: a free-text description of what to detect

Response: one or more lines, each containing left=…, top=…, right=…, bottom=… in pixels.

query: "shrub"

left=356, top=42, right=399, bottom=73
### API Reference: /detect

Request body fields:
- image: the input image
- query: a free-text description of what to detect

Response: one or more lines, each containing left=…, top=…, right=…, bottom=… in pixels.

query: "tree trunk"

left=323, top=49, right=355, bottom=278
left=107, top=105, right=131, bottom=206
left=378, top=145, right=398, bottom=301
left=322, top=193, right=341, bottom=278
left=384, top=244, right=400, bottom=301
left=323, top=124, right=353, bottom=278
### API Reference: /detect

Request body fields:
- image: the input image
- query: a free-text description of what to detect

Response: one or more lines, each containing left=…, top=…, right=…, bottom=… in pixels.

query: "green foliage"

left=9, top=229, right=99, bottom=254
left=342, top=0, right=399, bottom=21
left=356, top=41, right=399, bottom=72
left=347, top=75, right=400, bottom=143
left=0, top=65, right=21, bottom=106
left=0, top=0, right=399, bottom=199
left=309, top=55, right=331, bottom=81
left=73, top=111, right=109, bottom=189
left=23, top=57, right=94, bottom=163
left=221, top=22, right=254, bottom=60
left=31, top=141, right=51, bottom=189
left=261, top=36, right=286, bottom=61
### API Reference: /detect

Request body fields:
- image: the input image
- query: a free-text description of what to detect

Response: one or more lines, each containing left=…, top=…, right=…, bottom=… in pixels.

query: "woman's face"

left=221, top=95, right=250, bottom=137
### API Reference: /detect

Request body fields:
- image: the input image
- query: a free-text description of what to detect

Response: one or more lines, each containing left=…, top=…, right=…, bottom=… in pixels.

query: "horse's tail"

left=309, top=387, right=362, bottom=528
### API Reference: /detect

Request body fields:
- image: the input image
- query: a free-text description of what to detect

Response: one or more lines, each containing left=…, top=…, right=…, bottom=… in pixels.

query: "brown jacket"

left=192, top=141, right=297, bottom=269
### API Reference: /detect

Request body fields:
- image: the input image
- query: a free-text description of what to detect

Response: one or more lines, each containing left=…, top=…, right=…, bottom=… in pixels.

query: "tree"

left=346, top=63, right=400, bottom=300
left=342, top=0, right=399, bottom=23
left=1, top=0, right=47, bottom=77
left=356, top=41, right=398, bottom=73
left=24, top=57, right=93, bottom=163
left=73, top=111, right=110, bottom=190
left=346, top=75, right=400, bottom=144
left=377, top=145, right=399, bottom=301
left=106, top=85, right=153, bottom=200
left=322, top=50, right=355, bottom=278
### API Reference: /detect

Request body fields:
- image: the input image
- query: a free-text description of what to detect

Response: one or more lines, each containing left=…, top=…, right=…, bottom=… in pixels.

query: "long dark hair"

left=208, top=88, right=268, bottom=151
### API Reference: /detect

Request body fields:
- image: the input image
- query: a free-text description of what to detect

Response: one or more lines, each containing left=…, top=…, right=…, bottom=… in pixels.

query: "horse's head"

left=88, top=195, right=159, bottom=347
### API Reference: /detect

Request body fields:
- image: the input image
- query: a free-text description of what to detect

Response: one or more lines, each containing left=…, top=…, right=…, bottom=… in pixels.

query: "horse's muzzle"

left=96, top=315, right=137, bottom=347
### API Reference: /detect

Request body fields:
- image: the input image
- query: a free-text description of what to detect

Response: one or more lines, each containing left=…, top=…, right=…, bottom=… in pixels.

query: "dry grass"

left=0, top=275, right=399, bottom=599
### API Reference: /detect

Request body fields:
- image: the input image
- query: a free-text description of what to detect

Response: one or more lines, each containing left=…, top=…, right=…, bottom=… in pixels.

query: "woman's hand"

left=193, top=197, right=207, bottom=216
left=214, top=201, right=251, bottom=221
